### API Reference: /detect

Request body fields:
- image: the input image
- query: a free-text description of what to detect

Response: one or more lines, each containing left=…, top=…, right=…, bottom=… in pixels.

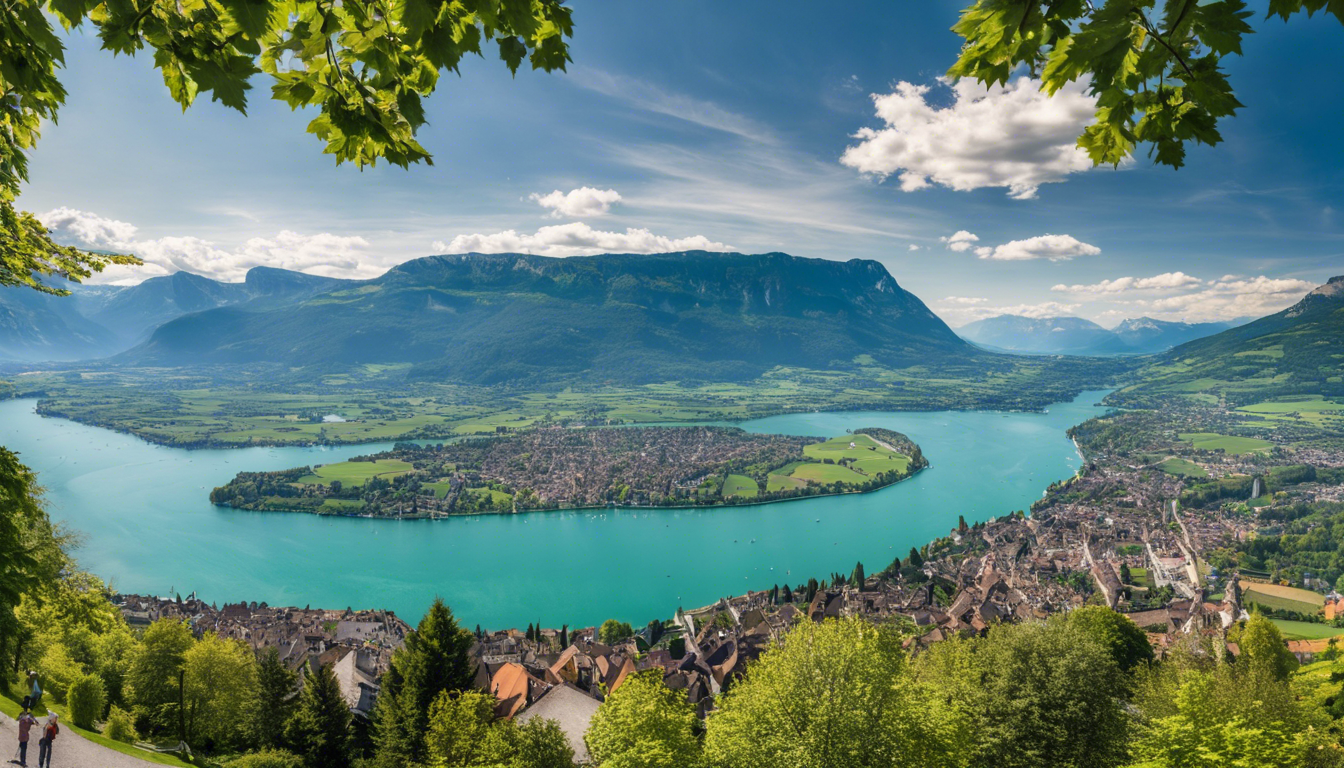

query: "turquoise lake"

left=0, top=391, right=1111, bottom=630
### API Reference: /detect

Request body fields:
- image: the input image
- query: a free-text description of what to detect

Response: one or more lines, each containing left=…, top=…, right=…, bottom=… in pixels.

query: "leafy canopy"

left=948, top=0, right=1343, bottom=169
left=0, top=0, right=572, bottom=292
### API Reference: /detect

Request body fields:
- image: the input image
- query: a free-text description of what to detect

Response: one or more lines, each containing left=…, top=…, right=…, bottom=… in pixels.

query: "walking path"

left=0, top=711, right=162, bottom=768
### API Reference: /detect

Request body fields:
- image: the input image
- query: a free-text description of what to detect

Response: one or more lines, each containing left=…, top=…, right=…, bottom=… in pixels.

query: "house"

left=517, top=684, right=602, bottom=764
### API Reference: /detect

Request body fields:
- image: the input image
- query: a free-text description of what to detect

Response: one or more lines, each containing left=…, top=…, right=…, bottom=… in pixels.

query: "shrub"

left=36, top=642, right=84, bottom=701
left=222, top=749, right=304, bottom=768
left=104, top=706, right=138, bottom=743
left=67, top=673, right=107, bottom=729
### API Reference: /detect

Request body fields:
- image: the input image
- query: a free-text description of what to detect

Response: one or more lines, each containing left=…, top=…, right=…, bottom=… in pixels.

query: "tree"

left=1120, top=562, right=1132, bottom=585
left=781, top=584, right=794, bottom=603
left=704, top=618, right=967, bottom=768
left=917, top=618, right=1129, bottom=768
left=253, top=647, right=298, bottom=750
left=67, top=672, right=106, bottom=728
left=182, top=632, right=258, bottom=750
left=1066, top=605, right=1154, bottom=673
left=285, top=661, right=352, bottom=768
left=907, top=547, right=924, bottom=568
left=127, top=618, right=195, bottom=735
left=598, top=619, right=634, bottom=645
left=646, top=619, right=664, bottom=645
left=0, top=0, right=574, bottom=294
left=371, top=597, right=474, bottom=765
left=851, top=561, right=866, bottom=589
left=0, top=448, right=68, bottom=669
left=949, top=0, right=1343, bottom=171
left=585, top=670, right=701, bottom=768
left=514, top=717, right=575, bottom=768
left=424, top=689, right=499, bottom=767
left=1237, top=612, right=1297, bottom=682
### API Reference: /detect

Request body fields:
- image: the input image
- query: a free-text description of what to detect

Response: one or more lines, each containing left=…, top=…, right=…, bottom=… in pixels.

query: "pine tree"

left=958, top=515, right=968, bottom=533
left=526, top=623, right=534, bottom=642
left=252, top=647, right=298, bottom=750
left=851, top=562, right=866, bottom=590
left=371, top=598, right=475, bottom=766
left=908, top=547, right=924, bottom=568
left=781, top=584, right=794, bottom=603
left=286, top=661, right=352, bottom=768
left=560, top=624, right=569, bottom=647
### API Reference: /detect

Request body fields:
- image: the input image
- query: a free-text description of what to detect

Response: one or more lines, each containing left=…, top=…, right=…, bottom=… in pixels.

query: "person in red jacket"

left=15, top=710, right=37, bottom=767
left=35, top=714, right=57, bottom=768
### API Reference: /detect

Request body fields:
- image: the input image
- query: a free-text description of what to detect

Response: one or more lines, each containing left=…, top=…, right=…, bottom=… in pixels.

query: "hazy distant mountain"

left=958, top=314, right=1243, bottom=356
left=1111, top=316, right=1247, bottom=351
left=958, top=315, right=1130, bottom=356
left=121, top=251, right=974, bottom=385
left=0, top=267, right=351, bottom=362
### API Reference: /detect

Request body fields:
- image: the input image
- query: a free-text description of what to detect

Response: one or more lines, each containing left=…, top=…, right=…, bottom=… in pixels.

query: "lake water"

left=0, top=390, right=1111, bottom=630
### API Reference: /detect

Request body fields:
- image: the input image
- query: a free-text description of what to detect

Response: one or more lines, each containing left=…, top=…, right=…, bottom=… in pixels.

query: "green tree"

left=371, top=597, right=474, bottom=765
left=285, top=660, right=352, bottom=768
left=514, top=718, right=574, bottom=768
left=598, top=619, right=634, bottom=645
left=424, top=689, right=499, bottom=766
left=907, top=547, right=924, bottom=568
left=1067, top=605, right=1154, bottom=672
left=917, top=618, right=1129, bottom=768
left=0, top=0, right=573, bottom=295
left=67, top=672, right=106, bottom=728
left=850, top=561, right=866, bottom=589
left=1237, top=612, right=1297, bottom=682
left=704, top=617, right=967, bottom=768
left=0, top=448, right=68, bottom=670
left=584, top=670, right=700, bottom=768
left=253, top=646, right=298, bottom=750
left=222, top=750, right=304, bottom=768
left=182, top=632, right=258, bottom=750
left=949, top=0, right=1343, bottom=170
left=127, top=618, right=195, bottom=735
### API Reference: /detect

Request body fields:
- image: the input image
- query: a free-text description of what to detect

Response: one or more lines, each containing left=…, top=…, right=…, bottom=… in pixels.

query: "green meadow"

left=297, top=458, right=414, bottom=487
left=1178, top=432, right=1273, bottom=455
left=1242, top=582, right=1325, bottom=615
left=1157, top=457, right=1209, bottom=478
left=1270, top=619, right=1341, bottom=640
left=722, top=474, right=760, bottom=498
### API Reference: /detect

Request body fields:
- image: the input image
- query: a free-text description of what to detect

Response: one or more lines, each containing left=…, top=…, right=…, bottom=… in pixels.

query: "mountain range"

left=956, top=314, right=1245, bottom=356
left=119, top=252, right=972, bottom=384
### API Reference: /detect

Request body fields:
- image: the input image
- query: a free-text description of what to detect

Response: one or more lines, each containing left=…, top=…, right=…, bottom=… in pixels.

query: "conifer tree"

left=252, top=647, right=298, bottom=750
left=852, top=562, right=866, bottom=590
left=285, top=661, right=352, bottom=768
left=560, top=625, right=569, bottom=647
left=908, top=547, right=924, bottom=568
left=781, top=584, right=794, bottom=603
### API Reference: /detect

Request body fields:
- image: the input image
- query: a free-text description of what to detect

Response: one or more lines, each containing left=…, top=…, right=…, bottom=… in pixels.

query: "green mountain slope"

left=120, top=251, right=974, bottom=385
left=1120, top=275, right=1344, bottom=405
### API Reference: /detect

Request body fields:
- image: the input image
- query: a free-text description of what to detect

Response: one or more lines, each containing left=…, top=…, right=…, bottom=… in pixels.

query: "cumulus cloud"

left=529, top=187, right=622, bottom=218
left=1144, top=276, right=1316, bottom=323
left=1052, top=272, right=1203, bottom=295
left=935, top=297, right=1081, bottom=326
left=432, top=222, right=733, bottom=258
left=939, top=230, right=980, bottom=252
left=977, top=234, right=1100, bottom=261
left=841, top=77, right=1098, bottom=199
left=907, top=244, right=921, bottom=251
left=38, top=207, right=376, bottom=283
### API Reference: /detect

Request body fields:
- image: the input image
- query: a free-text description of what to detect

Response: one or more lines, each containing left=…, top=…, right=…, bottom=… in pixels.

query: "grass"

left=319, top=498, right=367, bottom=513
left=1129, top=567, right=1154, bottom=589
left=0, top=681, right=193, bottom=767
left=722, top=474, right=760, bottom=498
left=423, top=480, right=455, bottom=499
left=296, top=458, right=414, bottom=487
left=1242, top=583, right=1325, bottom=615
left=1270, top=619, right=1343, bottom=640
left=1157, top=457, right=1209, bottom=478
left=1178, top=432, right=1273, bottom=455
left=465, top=487, right=513, bottom=505
left=788, top=462, right=869, bottom=485
left=766, top=474, right=807, bottom=492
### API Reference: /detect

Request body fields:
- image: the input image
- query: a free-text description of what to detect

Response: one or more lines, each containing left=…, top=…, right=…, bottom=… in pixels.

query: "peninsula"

left=209, top=425, right=927, bottom=516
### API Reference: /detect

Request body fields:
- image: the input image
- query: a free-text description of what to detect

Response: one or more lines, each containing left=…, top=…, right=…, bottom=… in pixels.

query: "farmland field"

left=789, top=462, right=869, bottom=485
left=1129, top=567, right=1154, bottom=589
left=1178, top=432, right=1273, bottom=455
left=319, top=499, right=367, bottom=513
left=465, top=487, right=514, bottom=506
left=297, top=459, right=414, bottom=487
left=1269, top=619, right=1341, bottom=640
left=1242, top=582, right=1324, bottom=614
left=766, top=474, right=807, bottom=492
left=722, top=474, right=760, bottom=498
left=1157, top=458, right=1208, bottom=478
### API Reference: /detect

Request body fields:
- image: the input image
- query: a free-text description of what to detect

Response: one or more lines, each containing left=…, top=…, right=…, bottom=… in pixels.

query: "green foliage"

left=67, top=672, right=107, bottom=728
left=372, top=597, right=475, bottom=765
left=584, top=670, right=700, bottom=768
left=104, top=705, right=139, bottom=743
left=0, top=447, right=66, bottom=666
left=598, top=619, right=634, bottom=645
left=916, top=617, right=1130, bottom=768
left=512, top=718, right=574, bottom=768
left=949, top=0, right=1341, bottom=170
left=1067, top=605, right=1155, bottom=673
left=285, top=661, right=352, bottom=768
left=222, top=750, right=304, bottom=768
left=253, top=647, right=298, bottom=750
left=704, top=617, right=967, bottom=768
left=1239, top=613, right=1298, bottom=682
left=183, top=632, right=259, bottom=750
left=127, top=618, right=195, bottom=735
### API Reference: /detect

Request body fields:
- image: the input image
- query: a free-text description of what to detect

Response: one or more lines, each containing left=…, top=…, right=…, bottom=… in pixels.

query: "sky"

left=17, top=0, right=1344, bottom=328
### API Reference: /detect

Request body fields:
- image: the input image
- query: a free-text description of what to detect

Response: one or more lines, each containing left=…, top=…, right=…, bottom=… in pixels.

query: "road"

left=0, top=712, right=164, bottom=768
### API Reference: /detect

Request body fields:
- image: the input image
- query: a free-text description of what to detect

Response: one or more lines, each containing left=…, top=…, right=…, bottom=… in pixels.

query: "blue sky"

left=18, top=0, right=1344, bottom=326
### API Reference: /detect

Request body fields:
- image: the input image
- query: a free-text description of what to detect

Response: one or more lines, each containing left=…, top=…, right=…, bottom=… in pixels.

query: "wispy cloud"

left=431, top=222, right=733, bottom=258
left=568, top=67, right=779, bottom=145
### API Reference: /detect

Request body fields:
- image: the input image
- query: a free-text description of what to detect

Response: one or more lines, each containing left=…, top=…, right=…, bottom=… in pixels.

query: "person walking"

left=35, top=714, right=56, bottom=768
left=15, top=710, right=37, bottom=767
left=20, top=672, right=40, bottom=711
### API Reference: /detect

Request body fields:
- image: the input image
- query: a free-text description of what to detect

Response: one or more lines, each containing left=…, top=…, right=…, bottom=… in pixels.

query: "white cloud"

left=38, top=207, right=376, bottom=283
left=939, top=230, right=980, bottom=252
left=841, top=77, right=1099, bottom=199
left=907, top=244, right=921, bottom=251
left=529, top=187, right=623, bottom=218
left=569, top=68, right=777, bottom=145
left=432, top=222, right=733, bottom=258
left=1052, top=272, right=1203, bottom=295
left=940, top=296, right=987, bottom=305
left=936, top=297, right=1081, bottom=326
left=1144, top=276, right=1316, bottom=323
left=978, top=234, right=1100, bottom=261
